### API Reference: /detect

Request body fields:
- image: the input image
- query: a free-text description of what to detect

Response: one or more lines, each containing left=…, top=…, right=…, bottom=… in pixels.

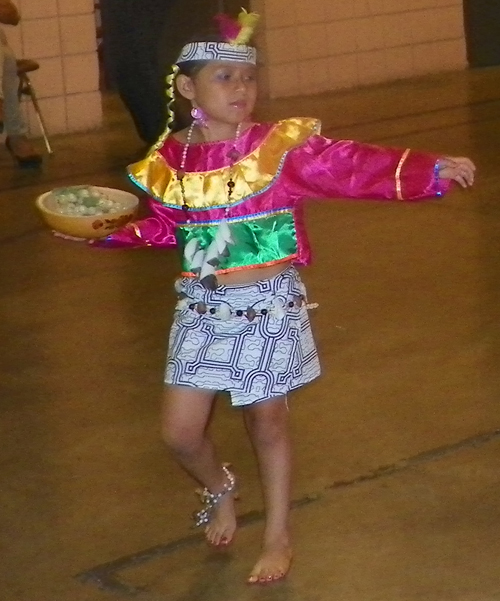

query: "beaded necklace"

left=176, top=121, right=243, bottom=289
left=177, top=121, right=243, bottom=221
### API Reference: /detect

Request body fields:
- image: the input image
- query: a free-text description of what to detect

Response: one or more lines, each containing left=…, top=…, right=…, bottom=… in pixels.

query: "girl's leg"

left=161, top=384, right=237, bottom=546
left=242, top=396, right=293, bottom=583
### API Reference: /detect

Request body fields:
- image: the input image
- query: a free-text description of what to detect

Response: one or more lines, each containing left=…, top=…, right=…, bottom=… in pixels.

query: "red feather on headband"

left=213, top=9, right=260, bottom=45
left=213, top=13, right=241, bottom=43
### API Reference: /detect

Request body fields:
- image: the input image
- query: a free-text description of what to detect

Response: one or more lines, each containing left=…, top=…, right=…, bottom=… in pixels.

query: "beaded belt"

left=175, top=293, right=316, bottom=321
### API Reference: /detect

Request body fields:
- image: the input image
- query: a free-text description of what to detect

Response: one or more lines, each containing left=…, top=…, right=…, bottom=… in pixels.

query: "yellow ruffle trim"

left=128, top=117, right=321, bottom=209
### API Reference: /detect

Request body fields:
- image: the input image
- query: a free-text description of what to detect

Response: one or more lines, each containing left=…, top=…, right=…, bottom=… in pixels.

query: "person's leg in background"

left=100, top=0, right=172, bottom=146
left=1, top=40, right=41, bottom=167
left=0, top=33, right=6, bottom=126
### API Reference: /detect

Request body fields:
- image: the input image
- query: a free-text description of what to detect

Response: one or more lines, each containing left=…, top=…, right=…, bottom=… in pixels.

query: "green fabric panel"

left=176, top=212, right=297, bottom=272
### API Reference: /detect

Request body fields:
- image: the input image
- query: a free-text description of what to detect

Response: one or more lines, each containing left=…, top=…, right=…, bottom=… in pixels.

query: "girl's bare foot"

left=205, top=491, right=237, bottom=547
left=247, top=536, right=293, bottom=584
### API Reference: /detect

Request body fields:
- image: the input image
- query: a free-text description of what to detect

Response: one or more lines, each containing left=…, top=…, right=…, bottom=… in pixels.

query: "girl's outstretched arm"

left=284, top=135, right=474, bottom=202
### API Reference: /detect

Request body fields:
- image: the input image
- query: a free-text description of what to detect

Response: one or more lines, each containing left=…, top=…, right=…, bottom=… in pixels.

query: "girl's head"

left=163, top=10, right=260, bottom=137
left=176, top=53, right=258, bottom=128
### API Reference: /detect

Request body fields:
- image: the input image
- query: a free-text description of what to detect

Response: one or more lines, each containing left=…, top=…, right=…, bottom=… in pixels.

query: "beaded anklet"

left=192, top=465, right=236, bottom=528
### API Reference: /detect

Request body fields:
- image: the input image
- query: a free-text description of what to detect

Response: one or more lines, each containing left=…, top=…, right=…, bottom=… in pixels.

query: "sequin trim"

left=178, top=207, right=293, bottom=228
left=434, top=159, right=443, bottom=197
left=180, top=256, right=297, bottom=277
left=395, top=148, right=411, bottom=200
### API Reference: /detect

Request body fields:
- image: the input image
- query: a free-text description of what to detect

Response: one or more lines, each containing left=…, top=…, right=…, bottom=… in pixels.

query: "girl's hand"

left=437, top=156, right=476, bottom=188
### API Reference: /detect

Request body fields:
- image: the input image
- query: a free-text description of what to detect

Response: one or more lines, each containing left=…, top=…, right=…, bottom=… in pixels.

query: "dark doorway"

left=463, top=0, right=500, bottom=67
left=99, top=0, right=249, bottom=143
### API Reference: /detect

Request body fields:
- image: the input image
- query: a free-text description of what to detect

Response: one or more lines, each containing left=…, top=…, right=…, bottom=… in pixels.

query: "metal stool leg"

left=18, top=73, right=53, bottom=155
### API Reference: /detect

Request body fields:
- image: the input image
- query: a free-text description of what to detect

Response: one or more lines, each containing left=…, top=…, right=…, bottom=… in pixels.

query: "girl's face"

left=178, top=61, right=258, bottom=129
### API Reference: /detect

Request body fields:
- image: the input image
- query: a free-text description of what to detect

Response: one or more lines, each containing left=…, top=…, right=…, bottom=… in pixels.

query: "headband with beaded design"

left=176, top=9, right=259, bottom=65
left=176, top=41, right=257, bottom=66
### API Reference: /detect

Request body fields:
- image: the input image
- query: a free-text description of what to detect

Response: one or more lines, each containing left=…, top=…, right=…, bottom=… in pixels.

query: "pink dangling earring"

left=191, top=106, right=208, bottom=128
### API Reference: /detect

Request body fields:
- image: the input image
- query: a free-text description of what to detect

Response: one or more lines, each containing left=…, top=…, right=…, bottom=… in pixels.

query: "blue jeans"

left=0, top=29, right=27, bottom=137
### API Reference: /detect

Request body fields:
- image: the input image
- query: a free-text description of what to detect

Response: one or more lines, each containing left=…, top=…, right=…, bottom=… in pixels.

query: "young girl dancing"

left=98, top=9, right=475, bottom=585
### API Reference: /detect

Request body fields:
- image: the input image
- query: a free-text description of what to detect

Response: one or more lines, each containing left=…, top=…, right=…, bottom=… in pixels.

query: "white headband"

left=176, top=41, right=257, bottom=66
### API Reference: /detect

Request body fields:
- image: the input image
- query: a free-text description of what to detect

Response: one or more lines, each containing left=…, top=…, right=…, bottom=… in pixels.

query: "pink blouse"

left=95, top=118, right=449, bottom=271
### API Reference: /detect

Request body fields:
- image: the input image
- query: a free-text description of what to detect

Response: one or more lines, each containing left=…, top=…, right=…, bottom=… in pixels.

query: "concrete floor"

left=1, top=67, right=500, bottom=601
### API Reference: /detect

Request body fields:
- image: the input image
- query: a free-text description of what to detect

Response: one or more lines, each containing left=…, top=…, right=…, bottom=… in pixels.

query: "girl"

left=98, top=10, right=475, bottom=585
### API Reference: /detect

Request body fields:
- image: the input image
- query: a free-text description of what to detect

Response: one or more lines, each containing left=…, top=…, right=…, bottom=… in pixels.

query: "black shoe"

left=6, top=136, right=42, bottom=168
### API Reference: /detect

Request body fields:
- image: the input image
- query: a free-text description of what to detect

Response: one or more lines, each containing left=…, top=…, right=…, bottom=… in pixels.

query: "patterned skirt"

left=165, top=266, right=321, bottom=406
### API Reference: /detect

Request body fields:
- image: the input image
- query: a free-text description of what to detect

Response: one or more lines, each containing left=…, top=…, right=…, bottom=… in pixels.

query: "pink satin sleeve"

left=91, top=198, right=178, bottom=248
left=283, top=135, right=450, bottom=201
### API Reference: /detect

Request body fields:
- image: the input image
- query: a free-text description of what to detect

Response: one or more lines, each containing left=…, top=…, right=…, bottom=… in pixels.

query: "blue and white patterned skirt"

left=165, top=266, right=321, bottom=406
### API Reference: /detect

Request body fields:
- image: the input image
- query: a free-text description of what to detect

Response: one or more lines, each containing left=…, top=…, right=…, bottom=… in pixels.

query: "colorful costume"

left=99, top=118, right=449, bottom=404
